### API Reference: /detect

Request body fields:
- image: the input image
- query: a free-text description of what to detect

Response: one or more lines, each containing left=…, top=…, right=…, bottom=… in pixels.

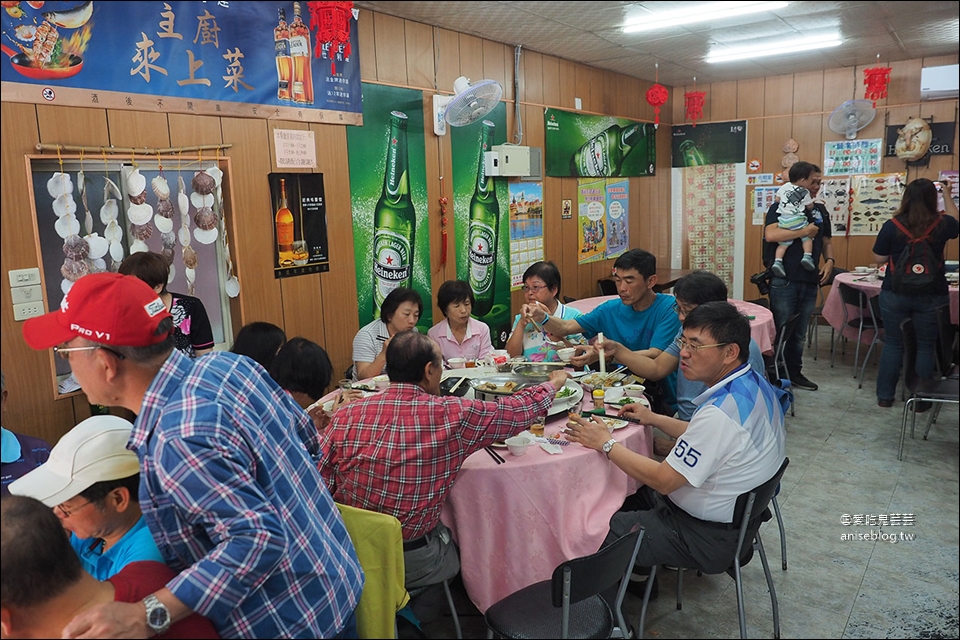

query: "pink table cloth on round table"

left=566, top=295, right=777, bottom=355
left=823, top=271, right=960, bottom=344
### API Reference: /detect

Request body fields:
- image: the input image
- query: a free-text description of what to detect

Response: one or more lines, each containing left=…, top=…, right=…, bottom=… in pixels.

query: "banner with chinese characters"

left=0, top=1, right=362, bottom=124
left=849, top=173, right=905, bottom=236
left=822, top=139, right=882, bottom=177
left=671, top=121, right=746, bottom=167
left=451, top=104, right=510, bottom=346
left=605, top=179, right=629, bottom=259
left=268, top=173, right=329, bottom=279
left=752, top=186, right=778, bottom=226
left=346, top=83, right=432, bottom=332
left=544, top=108, right=656, bottom=178
left=577, top=179, right=607, bottom=264
left=508, top=181, right=544, bottom=291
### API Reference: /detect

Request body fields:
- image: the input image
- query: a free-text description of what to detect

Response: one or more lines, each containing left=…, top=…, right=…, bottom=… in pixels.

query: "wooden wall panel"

left=436, top=28, right=461, bottom=92
left=523, top=50, right=544, bottom=106
left=168, top=113, right=223, bottom=147
left=36, top=105, right=108, bottom=146
left=105, top=111, right=171, bottom=149
left=373, top=13, right=408, bottom=84
left=458, top=34, right=484, bottom=88
left=541, top=55, right=560, bottom=107
left=711, top=81, right=739, bottom=122
left=404, top=20, right=435, bottom=90
left=483, top=40, right=508, bottom=101
left=558, top=59, right=576, bottom=110
left=737, top=78, right=765, bottom=119
left=764, top=75, right=795, bottom=117
left=793, top=71, right=825, bottom=115
left=617, top=76, right=641, bottom=120
left=358, top=9, right=377, bottom=81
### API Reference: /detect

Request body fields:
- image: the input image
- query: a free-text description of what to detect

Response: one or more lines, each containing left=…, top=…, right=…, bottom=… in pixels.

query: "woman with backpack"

left=872, top=178, right=959, bottom=408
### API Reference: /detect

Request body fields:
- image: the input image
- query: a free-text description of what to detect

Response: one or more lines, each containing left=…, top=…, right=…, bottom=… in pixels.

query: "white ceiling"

left=354, top=1, right=960, bottom=87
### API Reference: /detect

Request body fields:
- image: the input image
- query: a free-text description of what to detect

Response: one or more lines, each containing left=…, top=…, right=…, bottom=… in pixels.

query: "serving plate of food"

left=549, top=381, right=583, bottom=416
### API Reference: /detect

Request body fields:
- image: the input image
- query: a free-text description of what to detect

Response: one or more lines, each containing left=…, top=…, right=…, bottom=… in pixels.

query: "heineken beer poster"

left=451, top=103, right=511, bottom=347
left=544, top=108, right=656, bottom=178
left=508, top=182, right=544, bottom=290
left=347, top=83, right=432, bottom=331
left=269, top=173, right=330, bottom=279
left=605, top=179, right=630, bottom=259
left=577, top=179, right=607, bottom=264
left=671, top=121, right=747, bottom=168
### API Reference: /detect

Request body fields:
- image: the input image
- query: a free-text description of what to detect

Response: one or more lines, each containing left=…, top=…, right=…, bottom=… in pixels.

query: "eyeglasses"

left=675, top=336, right=729, bottom=352
left=672, top=302, right=695, bottom=316
left=55, top=498, right=94, bottom=519
left=521, top=284, right=548, bottom=293
left=54, top=345, right=125, bottom=360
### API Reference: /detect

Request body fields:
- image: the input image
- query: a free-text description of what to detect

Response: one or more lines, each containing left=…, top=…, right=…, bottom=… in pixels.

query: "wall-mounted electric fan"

left=827, top=99, right=876, bottom=140
left=432, top=76, right=503, bottom=136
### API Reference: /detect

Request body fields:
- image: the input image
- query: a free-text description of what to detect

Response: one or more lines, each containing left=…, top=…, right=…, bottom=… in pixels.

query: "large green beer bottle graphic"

left=372, top=111, right=416, bottom=309
left=468, top=121, right=499, bottom=316
left=572, top=122, right=651, bottom=177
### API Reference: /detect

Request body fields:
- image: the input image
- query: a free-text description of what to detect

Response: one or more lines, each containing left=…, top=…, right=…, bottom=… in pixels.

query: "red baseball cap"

left=23, top=272, right=173, bottom=350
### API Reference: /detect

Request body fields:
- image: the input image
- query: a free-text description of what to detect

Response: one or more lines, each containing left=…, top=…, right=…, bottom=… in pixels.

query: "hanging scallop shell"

left=87, top=258, right=107, bottom=274
left=191, top=171, right=216, bottom=195
left=193, top=228, right=219, bottom=245
left=161, top=247, right=175, bottom=265
left=127, top=202, right=153, bottom=225
left=53, top=193, right=78, bottom=217
left=55, top=213, right=81, bottom=239
left=151, top=175, right=171, bottom=200
left=63, top=234, right=90, bottom=260
left=168, top=263, right=177, bottom=284
left=154, top=214, right=174, bottom=234
left=178, top=191, right=190, bottom=218
left=194, top=207, right=218, bottom=231
left=160, top=231, right=176, bottom=248
left=183, top=245, right=199, bottom=269
left=47, top=172, right=73, bottom=198
left=184, top=267, right=196, bottom=284
left=84, top=233, right=109, bottom=259
left=129, top=190, right=148, bottom=205
left=104, top=220, right=123, bottom=242
left=61, top=258, right=89, bottom=282
left=130, top=223, right=154, bottom=241
left=224, top=276, right=240, bottom=298
left=100, top=199, right=119, bottom=224
left=178, top=227, right=192, bottom=247
left=125, top=169, right=146, bottom=197
left=109, top=239, right=125, bottom=262
left=130, top=239, right=149, bottom=254
left=156, top=198, right=175, bottom=219
left=61, top=278, right=74, bottom=295
left=190, top=192, right=215, bottom=209
left=104, top=177, right=122, bottom=201
left=205, top=166, right=223, bottom=187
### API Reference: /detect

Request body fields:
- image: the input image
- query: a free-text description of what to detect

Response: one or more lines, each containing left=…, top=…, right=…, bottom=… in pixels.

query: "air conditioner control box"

left=485, top=145, right=532, bottom=176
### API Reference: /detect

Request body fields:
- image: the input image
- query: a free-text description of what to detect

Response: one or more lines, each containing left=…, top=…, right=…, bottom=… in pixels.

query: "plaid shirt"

left=130, top=350, right=363, bottom=639
left=319, top=381, right=555, bottom=539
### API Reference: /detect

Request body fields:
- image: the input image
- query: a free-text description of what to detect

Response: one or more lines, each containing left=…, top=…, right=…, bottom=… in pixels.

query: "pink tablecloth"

left=440, top=409, right=652, bottom=613
left=566, top=295, right=777, bottom=355
left=823, top=272, right=960, bottom=344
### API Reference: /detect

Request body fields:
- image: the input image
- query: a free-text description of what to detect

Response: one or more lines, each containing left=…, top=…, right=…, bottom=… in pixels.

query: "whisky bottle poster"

left=670, top=121, right=747, bottom=168
left=346, top=83, right=432, bottom=332
left=268, top=173, right=329, bottom=279
left=450, top=102, right=511, bottom=347
left=544, top=108, right=656, bottom=178
left=577, top=179, right=607, bottom=265
left=605, top=179, right=630, bottom=259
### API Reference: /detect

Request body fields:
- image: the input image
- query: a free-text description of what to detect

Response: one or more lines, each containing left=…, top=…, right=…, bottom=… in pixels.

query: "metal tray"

left=468, top=375, right=533, bottom=397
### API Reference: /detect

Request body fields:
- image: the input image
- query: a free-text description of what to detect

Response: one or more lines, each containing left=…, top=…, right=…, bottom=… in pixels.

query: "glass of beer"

left=530, top=417, right=545, bottom=438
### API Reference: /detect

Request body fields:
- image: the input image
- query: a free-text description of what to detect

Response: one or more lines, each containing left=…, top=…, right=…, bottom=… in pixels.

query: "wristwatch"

left=602, top=438, right=618, bottom=458
left=143, top=594, right=171, bottom=636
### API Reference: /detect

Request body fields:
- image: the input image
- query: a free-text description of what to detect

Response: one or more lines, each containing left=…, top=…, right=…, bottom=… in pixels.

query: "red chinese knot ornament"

left=646, top=84, right=668, bottom=126
left=863, top=65, right=891, bottom=107
left=684, top=91, right=705, bottom=127
left=308, top=1, right=354, bottom=75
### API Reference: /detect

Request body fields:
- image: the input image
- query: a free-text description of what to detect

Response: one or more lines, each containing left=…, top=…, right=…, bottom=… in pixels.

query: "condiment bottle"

left=592, top=387, right=605, bottom=409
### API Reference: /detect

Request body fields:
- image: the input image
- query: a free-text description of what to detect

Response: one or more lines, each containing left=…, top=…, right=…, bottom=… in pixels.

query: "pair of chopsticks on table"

left=484, top=446, right=506, bottom=464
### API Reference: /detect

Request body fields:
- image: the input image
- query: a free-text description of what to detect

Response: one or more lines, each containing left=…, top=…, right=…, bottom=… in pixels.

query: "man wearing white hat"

left=9, top=415, right=164, bottom=580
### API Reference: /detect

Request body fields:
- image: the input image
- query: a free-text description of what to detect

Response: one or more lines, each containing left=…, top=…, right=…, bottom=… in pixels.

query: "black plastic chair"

left=934, top=304, right=958, bottom=380
left=808, top=267, right=846, bottom=360
left=637, top=458, right=790, bottom=640
left=772, top=313, right=799, bottom=416
left=597, top=278, right=618, bottom=296
left=898, top=318, right=960, bottom=460
left=563, top=295, right=578, bottom=304
left=484, top=528, right=644, bottom=639
left=856, top=295, right=885, bottom=389
left=830, top=283, right=878, bottom=377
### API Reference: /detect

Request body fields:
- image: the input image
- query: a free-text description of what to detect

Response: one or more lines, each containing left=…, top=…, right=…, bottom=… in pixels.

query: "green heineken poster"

left=451, top=103, right=511, bottom=347
left=347, top=83, right=432, bottom=332
left=545, top=108, right=656, bottom=178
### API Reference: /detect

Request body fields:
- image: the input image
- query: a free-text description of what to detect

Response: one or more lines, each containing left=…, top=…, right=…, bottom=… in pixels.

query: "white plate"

left=548, top=381, right=584, bottom=417
left=600, top=417, right=629, bottom=431
left=490, top=441, right=508, bottom=448
left=607, top=396, right=649, bottom=408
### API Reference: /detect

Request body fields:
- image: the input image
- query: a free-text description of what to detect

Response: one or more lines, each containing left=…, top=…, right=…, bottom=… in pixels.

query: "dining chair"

left=637, top=458, right=790, bottom=640
left=772, top=313, right=799, bottom=416
left=807, top=267, right=845, bottom=360
left=934, top=304, right=958, bottom=379
left=830, top=283, right=876, bottom=377
left=484, top=528, right=644, bottom=639
left=856, top=295, right=885, bottom=389
left=897, top=318, right=960, bottom=461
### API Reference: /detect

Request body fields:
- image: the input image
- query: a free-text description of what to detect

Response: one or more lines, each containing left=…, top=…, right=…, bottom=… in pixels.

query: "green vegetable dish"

left=555, top=386, right=576, bottom=399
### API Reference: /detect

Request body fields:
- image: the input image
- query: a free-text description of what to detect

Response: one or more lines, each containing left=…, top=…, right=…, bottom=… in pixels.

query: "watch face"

left=148, top=606, right=169, bottom=628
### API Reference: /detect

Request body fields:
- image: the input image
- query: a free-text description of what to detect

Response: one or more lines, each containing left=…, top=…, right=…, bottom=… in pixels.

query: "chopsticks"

left=448, top=376, right=467, bottom=394
left=484, top=446, right=506, bottom=464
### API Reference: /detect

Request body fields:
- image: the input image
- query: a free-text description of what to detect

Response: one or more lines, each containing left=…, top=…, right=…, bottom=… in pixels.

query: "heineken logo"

left=374, top=261, right=410, bottom=281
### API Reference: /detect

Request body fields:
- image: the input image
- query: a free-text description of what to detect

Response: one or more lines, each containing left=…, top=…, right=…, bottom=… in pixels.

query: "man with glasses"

left=9, top=415, right=164, bottom=580
left=566, top=302, right=787, bottom=595
left=20, top=272, right=363, bottom=640
left=523, top=249, right=680, bottom=414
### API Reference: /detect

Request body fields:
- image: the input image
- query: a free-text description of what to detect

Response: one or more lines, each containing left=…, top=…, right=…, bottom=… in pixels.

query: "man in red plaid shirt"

left=319, top=330, right=568, bottom=590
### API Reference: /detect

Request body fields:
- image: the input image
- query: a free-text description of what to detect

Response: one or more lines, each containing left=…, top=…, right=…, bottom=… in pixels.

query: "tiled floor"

left=418, top=337, right=960, bottom=639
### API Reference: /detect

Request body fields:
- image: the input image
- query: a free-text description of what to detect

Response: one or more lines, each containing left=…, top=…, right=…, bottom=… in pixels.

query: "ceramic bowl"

left=557, top=347, right=576, bottom=362
left=448, top=358, right=466, bottom=369
left=505, top=435, right=532, bottom=456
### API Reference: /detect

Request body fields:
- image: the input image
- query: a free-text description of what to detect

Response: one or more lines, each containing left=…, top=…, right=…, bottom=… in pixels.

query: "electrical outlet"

left=8, top=268, right=41, bottom=288
left=13, top=301, right=45, bottom=321
left=11, top=284, right=42, bottom=304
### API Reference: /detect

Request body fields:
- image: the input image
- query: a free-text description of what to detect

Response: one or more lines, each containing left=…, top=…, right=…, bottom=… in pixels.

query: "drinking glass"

left=530, top=417, right=545, bottom=438
left=292, top=240, right=309, bottom=266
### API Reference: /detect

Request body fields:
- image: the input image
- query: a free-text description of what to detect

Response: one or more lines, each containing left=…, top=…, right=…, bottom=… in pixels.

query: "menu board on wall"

left=822, top=139, right=882, bottom=177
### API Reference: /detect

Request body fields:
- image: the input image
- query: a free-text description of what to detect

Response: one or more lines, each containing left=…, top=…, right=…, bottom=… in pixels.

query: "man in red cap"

left=22, top=272, right=363, bottom=640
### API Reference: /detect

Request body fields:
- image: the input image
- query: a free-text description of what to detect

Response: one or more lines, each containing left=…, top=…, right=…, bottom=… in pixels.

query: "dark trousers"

left=769, top=276, right=818, bottom=374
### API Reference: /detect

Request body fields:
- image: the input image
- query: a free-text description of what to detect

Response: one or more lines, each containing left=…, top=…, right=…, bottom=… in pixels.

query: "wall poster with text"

left=823, top=139, right=882, bottom=177
left=605, top=179, right=630, bottom=259
left=577, top=179, right=607, bottom=264
left=346, top=83, right=432, bottom=332
left=544, top=108, right=656, bottom=178
left=508, top=182, right=544, bottom=290
left=451, top=104, right=511, bottom=346
left=269, top=172, right=329, bottom=278
left=671, top=121, right=746, bottom=168
left=848, top=173, right=905, bottom=236
left=0, top=1, right=363, bottom=124
left=684, top=164, right=737, bottom=290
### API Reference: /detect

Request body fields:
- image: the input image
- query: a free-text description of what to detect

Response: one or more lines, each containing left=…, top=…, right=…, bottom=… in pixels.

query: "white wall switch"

left=10, top=284, right=42, bottom=304
left=8, top=267, right=41, bottom=288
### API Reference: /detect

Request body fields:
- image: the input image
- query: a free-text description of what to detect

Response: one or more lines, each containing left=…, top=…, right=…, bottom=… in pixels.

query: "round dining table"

left=440, top=401, right=651, bottom=613
left=566, top=295, right=777, bottom=355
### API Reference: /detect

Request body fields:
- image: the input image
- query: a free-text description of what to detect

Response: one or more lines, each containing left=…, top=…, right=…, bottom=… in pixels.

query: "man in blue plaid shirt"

left=23, top=273, right=363, bottom=639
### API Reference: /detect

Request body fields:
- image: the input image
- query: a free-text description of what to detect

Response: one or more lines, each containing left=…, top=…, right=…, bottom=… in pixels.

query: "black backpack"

left=889, top=217, right=944, bottom=295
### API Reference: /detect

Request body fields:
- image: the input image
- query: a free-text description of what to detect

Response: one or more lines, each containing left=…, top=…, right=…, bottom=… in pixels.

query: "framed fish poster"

left=848, top=173, right=905, bottom=236
left=818, top=177, right=850, bottom=235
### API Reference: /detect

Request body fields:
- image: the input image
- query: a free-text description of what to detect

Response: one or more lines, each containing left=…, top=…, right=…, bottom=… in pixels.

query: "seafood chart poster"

left=577, top=179, right=607, bottom=265
left=819, top=177, right=851, bottom=235
left=507, top=181, right=544, bottom=292
left=544, top=108, right=656, bottom=178
left=671, top=121, right=746, bottom=168
left=822, top=139, right=882, bottom=177
left=848, top=173, right=905, bottom=236
left=268, top=172, right=329, bottom=279
left=1, top=1, right=363, bottom=124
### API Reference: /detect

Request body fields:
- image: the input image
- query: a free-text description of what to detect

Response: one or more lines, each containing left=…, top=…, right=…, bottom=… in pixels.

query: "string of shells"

left=177, top=174, right=199, bottom=295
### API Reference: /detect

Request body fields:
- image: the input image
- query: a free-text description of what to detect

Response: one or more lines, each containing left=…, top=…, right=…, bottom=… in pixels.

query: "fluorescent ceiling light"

left=706, top=34, right=842, bottom=63
left=623, top=1, right=789, bottom=33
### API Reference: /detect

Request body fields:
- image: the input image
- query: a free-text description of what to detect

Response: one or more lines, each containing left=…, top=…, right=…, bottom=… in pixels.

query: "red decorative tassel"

left=646, top=84, right=668, bottom=127
left=863, top=66, right=892, bottom=107
left=308, top=1, right=354, bottom=75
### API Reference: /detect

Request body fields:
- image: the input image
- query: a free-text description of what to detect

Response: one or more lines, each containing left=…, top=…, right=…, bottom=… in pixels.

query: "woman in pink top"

left=427, top=280, right=494, bottom=366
